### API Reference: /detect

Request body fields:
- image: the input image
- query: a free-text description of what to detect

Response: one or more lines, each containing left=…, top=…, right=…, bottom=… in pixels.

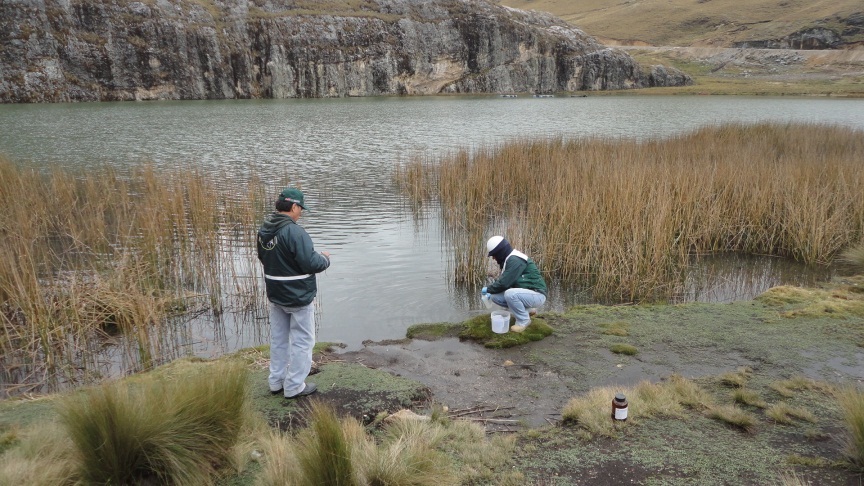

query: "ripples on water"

left=1, top=96, right=862, bottom=357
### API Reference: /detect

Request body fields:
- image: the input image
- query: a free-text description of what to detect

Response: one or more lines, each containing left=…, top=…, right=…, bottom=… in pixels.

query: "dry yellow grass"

left=500, top=0, right=862, bottom=47
left=396, top=123, right=864, bottom=302
left=0, top=159, right=266, bottom=392
left=562, top=375, right=715, bottom=439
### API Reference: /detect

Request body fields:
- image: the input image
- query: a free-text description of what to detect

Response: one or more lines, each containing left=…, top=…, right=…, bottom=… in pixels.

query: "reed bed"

left=395, top=122, right=864, bottom=301
left=0, top=159, right=266, bottom=394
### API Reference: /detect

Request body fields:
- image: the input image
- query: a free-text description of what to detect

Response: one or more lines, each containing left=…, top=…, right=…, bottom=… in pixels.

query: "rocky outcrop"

left=733, top=27, right=842, bottom=50
left=0, top=0, right=691, bottom=103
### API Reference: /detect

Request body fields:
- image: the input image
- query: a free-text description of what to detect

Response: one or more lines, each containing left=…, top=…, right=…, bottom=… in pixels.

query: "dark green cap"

left=278, top=188, right=306, bottom=209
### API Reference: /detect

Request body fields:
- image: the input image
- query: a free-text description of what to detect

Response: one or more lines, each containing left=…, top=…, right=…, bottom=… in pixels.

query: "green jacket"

left=487, top=251, right=547, bottom=296
left=257, top=213, right=330, bottom=307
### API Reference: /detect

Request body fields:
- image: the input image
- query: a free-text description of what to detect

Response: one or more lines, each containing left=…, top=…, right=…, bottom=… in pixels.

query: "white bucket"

left=491, top=310, right=510, bottom=334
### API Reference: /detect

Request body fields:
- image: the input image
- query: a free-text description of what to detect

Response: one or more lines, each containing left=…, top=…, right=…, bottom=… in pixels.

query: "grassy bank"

left=0, top=159, right=269, bottom=394
left=395, top=122, right=864, bottom=302
left=2, top=275, right=864, bottom=484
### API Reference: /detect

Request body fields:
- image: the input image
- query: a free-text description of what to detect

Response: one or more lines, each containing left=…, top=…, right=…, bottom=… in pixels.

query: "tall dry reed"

left=395, top=123, right=864, bottom=301
left=0, top=159, right=266, bottom=394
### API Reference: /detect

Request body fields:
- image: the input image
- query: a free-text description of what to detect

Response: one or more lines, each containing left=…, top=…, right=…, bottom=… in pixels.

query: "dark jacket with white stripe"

left=257, top=212, right=330, bottom=307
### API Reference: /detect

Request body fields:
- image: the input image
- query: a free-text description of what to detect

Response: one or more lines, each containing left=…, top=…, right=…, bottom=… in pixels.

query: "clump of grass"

left=707, top=404, right=757, bottom=432
left=562, top=376, right=713, bottom=439
left=0, top=428, right=18, bottom=455
left=295, top=401, right=358, bottom=485
left=837, top=386, right=864, bottom=470
left=0, top=421, right=75, bottom=485
left=459, top=314, right=553, bottom=349
left=59, top=360, right=250, bottom=485
left=779, top=469, right=813, bottom=485
left=786, top=454, right=829, bottom=467
left=610, top=344, right=638, bottom=355
left=437, top=419, right=516, bottom=484
left=766, top=403, right=817, bottom=424
left=600, top=321, right=630, bottom=336
left=732, top=389, right=767, bottom=408
left=719, top=367, right=752, bottom=388
left=840, top=242, right=864, bottom=272
left=770, top=375, right=831, bottom=398
left=756, top=286, right=815, bottom=307
left=258, top=402, right=506, bottom=486
left=757, top=284, right=864, bottom=318
left=561, top=387, right=626, bottom=439
left=667, top=374, right=714, bottom=410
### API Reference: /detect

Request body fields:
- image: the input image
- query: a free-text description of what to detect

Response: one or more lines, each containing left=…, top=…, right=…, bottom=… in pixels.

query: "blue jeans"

left=491, top=288, right=546, bottom=326
left=268, top=302, right=315, bottom=397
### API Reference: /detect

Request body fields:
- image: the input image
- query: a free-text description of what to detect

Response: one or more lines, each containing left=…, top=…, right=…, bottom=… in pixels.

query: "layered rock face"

left=0, top=0, right=691, bottom=103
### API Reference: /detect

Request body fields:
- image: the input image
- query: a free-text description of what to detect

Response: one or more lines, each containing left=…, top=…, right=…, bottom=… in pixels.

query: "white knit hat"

left=486, top=236, right=504, bottom=255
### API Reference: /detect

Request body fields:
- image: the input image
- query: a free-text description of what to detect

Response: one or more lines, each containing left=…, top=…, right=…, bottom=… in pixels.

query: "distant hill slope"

left=500, top=0, right=864, bottom=48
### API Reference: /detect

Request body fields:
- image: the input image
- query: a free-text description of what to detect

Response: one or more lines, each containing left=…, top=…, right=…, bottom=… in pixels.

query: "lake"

left=1, top=95, right=862, bottom=358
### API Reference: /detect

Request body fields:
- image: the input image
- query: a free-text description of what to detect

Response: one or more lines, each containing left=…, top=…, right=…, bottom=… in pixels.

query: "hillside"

left=500, top=0, right=864, bottom=48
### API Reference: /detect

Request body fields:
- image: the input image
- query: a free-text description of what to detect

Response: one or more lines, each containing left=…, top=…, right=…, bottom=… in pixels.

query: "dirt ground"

left=329, top=278, right=864, bottom=484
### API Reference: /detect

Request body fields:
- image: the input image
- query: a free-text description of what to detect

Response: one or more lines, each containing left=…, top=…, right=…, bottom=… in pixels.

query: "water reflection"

left=676, top=253, right=835, bottom=304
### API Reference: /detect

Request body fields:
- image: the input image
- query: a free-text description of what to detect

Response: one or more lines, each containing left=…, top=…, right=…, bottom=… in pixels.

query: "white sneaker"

left=510, top=325, right=526, bottom=333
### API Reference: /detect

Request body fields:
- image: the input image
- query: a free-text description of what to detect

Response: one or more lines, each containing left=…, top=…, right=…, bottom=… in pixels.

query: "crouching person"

left=481, top=236, right=547, bottom=333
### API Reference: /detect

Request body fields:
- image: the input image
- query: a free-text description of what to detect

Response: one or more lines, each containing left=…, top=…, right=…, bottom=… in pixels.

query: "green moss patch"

left=406, top=322, right=463, bottom=340
left=600, top=321, right=630, bottom=336
left=251, top=362, right=430, bottom=428
left=610, top=344, right=638, bottom=355
left=458, top=314, right=553, bottom=349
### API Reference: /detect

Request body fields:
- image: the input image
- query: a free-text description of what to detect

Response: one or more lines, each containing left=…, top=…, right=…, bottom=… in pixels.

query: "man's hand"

left=321, top=251, right=331, bottom=259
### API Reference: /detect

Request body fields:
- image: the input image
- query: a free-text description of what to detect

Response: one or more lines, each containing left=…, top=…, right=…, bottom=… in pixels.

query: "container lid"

left=614, top=393, right=626, bottom=402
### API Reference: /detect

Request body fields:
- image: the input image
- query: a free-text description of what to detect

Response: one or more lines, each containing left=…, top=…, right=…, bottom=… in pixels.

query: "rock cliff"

left=0, top=0, right=692, bottom=103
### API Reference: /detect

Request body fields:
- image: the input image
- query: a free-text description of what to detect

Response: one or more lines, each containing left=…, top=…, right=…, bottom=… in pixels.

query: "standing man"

left=482, top=236, right=547, bottom=333
left=257, top=187, right=331, bottom=399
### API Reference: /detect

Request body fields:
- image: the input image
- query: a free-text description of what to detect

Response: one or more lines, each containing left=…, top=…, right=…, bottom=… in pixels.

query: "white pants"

left=268, top=301, right=315, bottom=397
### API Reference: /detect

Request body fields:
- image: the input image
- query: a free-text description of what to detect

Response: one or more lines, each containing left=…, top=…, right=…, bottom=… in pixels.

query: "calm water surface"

left=1, top=95, right=862, bottom=357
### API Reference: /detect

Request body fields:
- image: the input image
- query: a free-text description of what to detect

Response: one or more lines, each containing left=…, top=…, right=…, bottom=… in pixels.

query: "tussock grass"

left=732, top=389, right=767, bottom=409
left=0, top=158, right=268, bottom=392
left=779, top=469, right=814, bottom=485
left=667, top=374, right=714, bottom=410
left=838, top=387, right=864, bottom=470
left=757, top=284, right=864, bottom=319
left=719, top=367, right=752, bottom=388
left=396, top=123, right=864, bottom=302
left=707, top=404, right=758, bottom=432
left=0, top=421, right=75, bottom=486
left=561, top=376, right=714, bottom=439
left=58, top=360, right=250, bottom=485
left=258, top=402, right=504, bottom=486
left=295, top=401, right=358, bottom=486
left=770, top=376, right=833, bottom=398
left=841, top=242, right=864, bottom=272
left=766, top=403, right=817, bottom=425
